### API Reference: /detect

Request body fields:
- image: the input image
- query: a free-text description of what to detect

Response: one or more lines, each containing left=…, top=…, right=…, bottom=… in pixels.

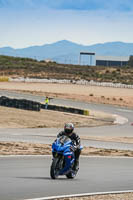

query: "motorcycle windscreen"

left=59, top=135, right=71, bottom=145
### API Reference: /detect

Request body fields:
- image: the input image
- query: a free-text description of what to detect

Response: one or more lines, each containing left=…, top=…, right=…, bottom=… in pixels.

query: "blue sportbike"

left=50, top=135, right=83, bottom=179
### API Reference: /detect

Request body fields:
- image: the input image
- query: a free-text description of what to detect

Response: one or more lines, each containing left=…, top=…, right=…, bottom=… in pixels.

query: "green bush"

left=128, top=55, right=133, bottom=67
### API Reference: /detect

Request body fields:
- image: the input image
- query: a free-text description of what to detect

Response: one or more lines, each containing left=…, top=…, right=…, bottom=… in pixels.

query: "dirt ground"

left=54, top=193, right=133, bottom=200
left=1, top=141, right=133, bottom=157
left=0, top=106, right=113, bottom=128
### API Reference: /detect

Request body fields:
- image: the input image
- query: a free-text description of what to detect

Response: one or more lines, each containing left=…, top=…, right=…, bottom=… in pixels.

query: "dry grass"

left=1, top=55, right=133, bottom=84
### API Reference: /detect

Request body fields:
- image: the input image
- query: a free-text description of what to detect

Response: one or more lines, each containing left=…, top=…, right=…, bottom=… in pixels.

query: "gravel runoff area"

left=54, top=193, right=133, bottom=200
left=0, top=106, right=114, bottom=128
left=1, top=142, right=133, bottom=157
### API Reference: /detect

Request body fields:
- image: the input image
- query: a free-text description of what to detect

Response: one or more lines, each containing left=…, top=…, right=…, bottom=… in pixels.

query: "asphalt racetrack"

left=0, top=156, right=133, bottom=200
left=0, top=91, right=133, bottom=199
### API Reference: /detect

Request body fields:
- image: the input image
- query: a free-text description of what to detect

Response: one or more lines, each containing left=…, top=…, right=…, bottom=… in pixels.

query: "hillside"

left=0, top=55, right=133, bottom=84
left=0, top=40, right=133, bottom=63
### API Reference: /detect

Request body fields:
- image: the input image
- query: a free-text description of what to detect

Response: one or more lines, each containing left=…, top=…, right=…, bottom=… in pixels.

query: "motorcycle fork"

left=53, top=154, right=64, bottom=169
left=58, top=155, right=64, bottom=169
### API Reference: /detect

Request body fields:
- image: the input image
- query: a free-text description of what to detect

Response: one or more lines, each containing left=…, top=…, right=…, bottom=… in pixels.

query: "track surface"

left=0, top=90, right=133, bottom=199
left=0, top=156, right=133, bottom=200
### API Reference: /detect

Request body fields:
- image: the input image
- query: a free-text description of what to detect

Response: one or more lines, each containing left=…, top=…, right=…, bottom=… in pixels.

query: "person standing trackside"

left=45, top=96, right=49, bottom=109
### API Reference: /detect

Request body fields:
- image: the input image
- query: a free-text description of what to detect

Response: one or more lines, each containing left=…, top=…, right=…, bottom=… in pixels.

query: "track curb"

left=23, top=190, right=133, bottom=200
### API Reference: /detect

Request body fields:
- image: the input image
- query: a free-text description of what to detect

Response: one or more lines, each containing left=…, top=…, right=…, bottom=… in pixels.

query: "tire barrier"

left=41, top=104, right=89, bottom=116
left=10, top=78, right=133, bottom=89
left=0, top=96, right=41, bottom=111
left=83, top=110, right=90, bottom=116
left=0, top=96, right=89, bottom=115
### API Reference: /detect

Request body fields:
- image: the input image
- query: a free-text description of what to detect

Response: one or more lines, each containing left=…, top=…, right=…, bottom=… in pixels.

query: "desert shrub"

left=116, top=68, right=121, bottom=72
left=128, top=55, right=133, bottom=67
left=119, top=98, right=123, bottom=101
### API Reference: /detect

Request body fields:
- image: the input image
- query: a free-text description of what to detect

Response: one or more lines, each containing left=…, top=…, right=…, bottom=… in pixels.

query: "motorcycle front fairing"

left=52, top=137, right=75, bottom=175
left=52, top=137, right=72, bottom=154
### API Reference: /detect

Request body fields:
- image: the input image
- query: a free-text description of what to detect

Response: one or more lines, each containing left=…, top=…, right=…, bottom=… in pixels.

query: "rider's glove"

left=70, top=145, right=77, bottom=152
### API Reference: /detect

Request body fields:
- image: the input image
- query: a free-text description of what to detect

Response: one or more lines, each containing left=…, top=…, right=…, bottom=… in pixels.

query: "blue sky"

left=0, top=0, right=133, bottom=48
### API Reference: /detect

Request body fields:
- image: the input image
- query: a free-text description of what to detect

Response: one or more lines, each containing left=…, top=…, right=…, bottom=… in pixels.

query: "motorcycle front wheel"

left=50, top=157, right=60, bottom=179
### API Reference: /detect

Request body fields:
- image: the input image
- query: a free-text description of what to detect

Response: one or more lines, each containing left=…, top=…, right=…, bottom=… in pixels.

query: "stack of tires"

left=0, top=96, right=41, bottom=111
left=41, top=104, right=84, bottom=115
left=0, top=96, right=10, bottom=107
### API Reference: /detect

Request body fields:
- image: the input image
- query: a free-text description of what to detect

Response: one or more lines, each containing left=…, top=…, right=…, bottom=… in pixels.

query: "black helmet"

left=64, top=123, right=74, bottom=135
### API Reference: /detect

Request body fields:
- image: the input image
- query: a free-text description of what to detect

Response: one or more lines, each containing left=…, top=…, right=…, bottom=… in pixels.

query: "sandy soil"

left=54, top=193, right=133, bottom=200
left=0, top=82, right=133, bottom=108
left=0, top=106, right=113, bottom=128
left=1, top=142, right=133, bottom=157
left=81, top=136, right=133, bottom=144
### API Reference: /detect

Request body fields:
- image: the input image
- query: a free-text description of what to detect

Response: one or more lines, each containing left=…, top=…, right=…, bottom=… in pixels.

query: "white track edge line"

left=23, top=190, right=133, bottom=200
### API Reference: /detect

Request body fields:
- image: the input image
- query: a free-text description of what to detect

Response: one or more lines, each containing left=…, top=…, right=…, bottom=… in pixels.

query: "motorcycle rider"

left=57, top=123, right=81, bottom=171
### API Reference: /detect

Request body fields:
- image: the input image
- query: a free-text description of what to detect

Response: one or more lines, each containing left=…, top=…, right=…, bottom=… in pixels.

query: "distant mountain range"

left=0, top=40, right=132, bottom=64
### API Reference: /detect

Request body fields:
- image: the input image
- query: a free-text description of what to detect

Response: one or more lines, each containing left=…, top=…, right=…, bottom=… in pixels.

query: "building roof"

left=96, top=56, right=129, bottom=61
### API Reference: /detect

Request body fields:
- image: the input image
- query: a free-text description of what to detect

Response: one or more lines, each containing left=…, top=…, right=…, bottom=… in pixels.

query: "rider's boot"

left=73, top=159, right=79, bottom=171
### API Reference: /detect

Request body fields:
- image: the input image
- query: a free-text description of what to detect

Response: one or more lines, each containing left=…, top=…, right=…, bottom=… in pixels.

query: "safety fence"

left=0, top=96, right=89, bottom=116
